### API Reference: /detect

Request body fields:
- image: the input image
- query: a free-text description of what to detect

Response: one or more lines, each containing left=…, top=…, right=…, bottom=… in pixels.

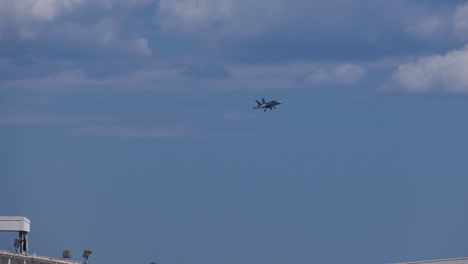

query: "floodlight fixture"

left=83, top=249, right=92, bottom=258
left=63, top=249, right=72, bottom=259
left=83, top=249, right=93, bottom=264
left=14, top=239, right=22, bottom=252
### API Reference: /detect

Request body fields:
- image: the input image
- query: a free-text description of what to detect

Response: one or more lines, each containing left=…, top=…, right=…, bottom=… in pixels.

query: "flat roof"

left=0, top=216, right=31, bottom=232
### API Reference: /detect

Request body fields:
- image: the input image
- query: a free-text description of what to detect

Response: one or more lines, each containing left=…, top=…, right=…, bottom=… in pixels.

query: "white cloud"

left=74, top=125, right=180, bottom=139
left=406, top=16, right=445, bottom=38
left=93, top=0, right=153, bottom=10
left=392, top=45, right=468, bottom=93
left=402, top=2, right=468, bottom=42
left=0, top=1, right=153, bottom=58
left=2, top=70, right=89, bottom=90
left=128, top=38, right=152, bottom=56
left=453, top=3, right=468, bottom=40
left=3, top=61, right=360, bottom=91
left=29, top=0, right=81, bottom=21
left=332, top=64, right=367, bottom=84
left=0, top=113, right=55, bottom=124
left=1, top=65, right=172, bottom=90
left=0, top=0, right=82, bottom=40
left=50, top=18, right=152, bottom=57
left=0, top=109, right=80, bottom=125
left=301, top=63, right=366, bottom=85
left=73, top=122, right=250, bottom=139
left=157, top=0, right=233, bottom=33
left=92, top=18, right=152, bottom=56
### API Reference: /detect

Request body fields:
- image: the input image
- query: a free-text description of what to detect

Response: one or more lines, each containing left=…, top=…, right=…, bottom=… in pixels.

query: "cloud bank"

left=299, top=63, right=366, bottom=86
left=2, top=0, right=468, bottom=95
left=392, top=45, right=468, bottom=93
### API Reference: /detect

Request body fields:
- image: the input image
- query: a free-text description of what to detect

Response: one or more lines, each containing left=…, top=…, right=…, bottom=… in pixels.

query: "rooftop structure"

left=0, top=217, right=30, bottom=233
left=0, top=217, right=30, bottom=254
left=0, top=216, right=92, bottom=264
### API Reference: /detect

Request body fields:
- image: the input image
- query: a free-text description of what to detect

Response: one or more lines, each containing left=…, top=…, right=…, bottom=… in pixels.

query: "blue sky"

left=2, top=1, right=468, bottom=264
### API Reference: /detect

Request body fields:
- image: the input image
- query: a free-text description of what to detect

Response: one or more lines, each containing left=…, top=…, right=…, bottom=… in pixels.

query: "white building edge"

left=0, top=217, right=89, bottom=264
left=0, top=250, right=83, bottom=264
left=393, top=257, right=468, bottom=264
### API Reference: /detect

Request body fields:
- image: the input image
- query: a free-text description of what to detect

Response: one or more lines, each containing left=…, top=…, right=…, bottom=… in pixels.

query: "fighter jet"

left=253, top=98, right=282, bottom=112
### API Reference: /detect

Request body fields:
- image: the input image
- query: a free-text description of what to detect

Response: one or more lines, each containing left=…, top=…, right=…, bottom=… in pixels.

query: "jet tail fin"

left=255, top=100, right=262, bottom=106
left=262, top=98, right=266, bottom=104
